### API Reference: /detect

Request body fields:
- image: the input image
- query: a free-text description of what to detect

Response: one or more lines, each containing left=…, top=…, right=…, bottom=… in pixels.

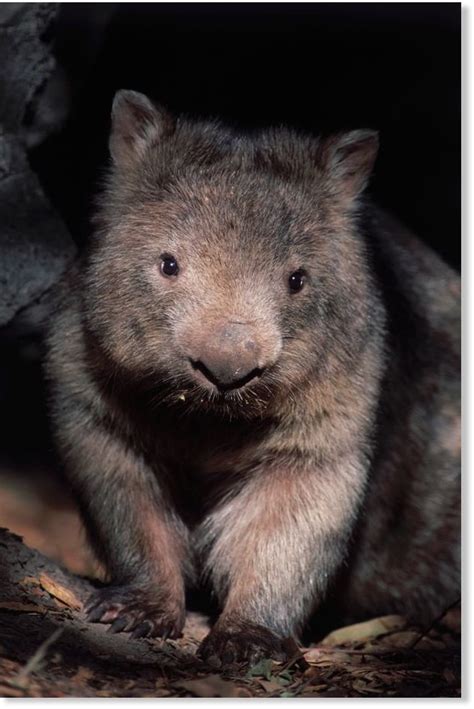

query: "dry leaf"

left=38, top=574, right=81, bottom=610
left=380, top=631, right=419, bottom=648
left=308, top=683, right=329, bottom=692
left=442, top=607, right=461, bottom=634
left=443, top=669, right=457, bottom=685
left=0, top=682, right=25, bottom=698
left=321, top=615, right=406, bottom=645
left=19, top=576, right=38, bottom=587
left=257, top=678, right=286, bottom=693
left=71, top=666, right=94, bottom=684
left=0, top=600, right=44, bottom=613
left=176, top=675, right=244, bottom=698
left=234, top=687, right=255, bottom=697
left=303, top=647, right=323, bottom=664
left=352, top=679, right=384, bottom=694
left=154, top=688, right=172, bottom=697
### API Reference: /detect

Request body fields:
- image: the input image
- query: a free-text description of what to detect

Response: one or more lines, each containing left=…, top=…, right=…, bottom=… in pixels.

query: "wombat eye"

left=288, top=269, right=306, bottom=293
left=160, top=255, right=179, bottom=277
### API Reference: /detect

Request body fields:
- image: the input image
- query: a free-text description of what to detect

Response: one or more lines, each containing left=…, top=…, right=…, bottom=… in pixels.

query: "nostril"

left=189, top=359, right=216, bottom=385
left=189, top=358, right=263, bottom=391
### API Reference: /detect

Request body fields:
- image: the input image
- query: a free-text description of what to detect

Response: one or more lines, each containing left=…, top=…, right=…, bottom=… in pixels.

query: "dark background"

left=0, top=2, right=461, bottom=577
left=32, top=1, right=461, bottom=268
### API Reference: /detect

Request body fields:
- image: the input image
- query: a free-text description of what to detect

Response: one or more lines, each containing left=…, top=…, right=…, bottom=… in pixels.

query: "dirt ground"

left=0, top=467, right=461, bottom=698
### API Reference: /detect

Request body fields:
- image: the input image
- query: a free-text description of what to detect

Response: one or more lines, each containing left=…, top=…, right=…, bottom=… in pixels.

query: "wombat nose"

left=190, top=323, right=264, bottom=390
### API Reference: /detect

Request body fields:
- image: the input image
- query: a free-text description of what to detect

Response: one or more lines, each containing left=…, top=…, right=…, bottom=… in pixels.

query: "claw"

left=163, top=621, right=182, bottom=640
left=88, top=605, right=106, bottom=622
left=85, top=586, right=184, bottom=641
left=101, top=607, right=122, bottom=623
left=84, top=597, right=100, bottom=615
left=198, top=620, right=290, bottom=667
left=131, top=620, right=152, bottom=639
left=108, top=616, right=129, bottom=634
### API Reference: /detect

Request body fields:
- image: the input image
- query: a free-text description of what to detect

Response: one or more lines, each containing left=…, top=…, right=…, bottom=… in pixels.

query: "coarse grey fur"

left=44, top=90, right=460, bottom=663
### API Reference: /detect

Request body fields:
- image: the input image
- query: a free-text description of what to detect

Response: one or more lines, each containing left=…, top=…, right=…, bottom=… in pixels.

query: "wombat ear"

left=320, top=129, right=379, bottom=202
left=109, top=90, right=175, bottom=169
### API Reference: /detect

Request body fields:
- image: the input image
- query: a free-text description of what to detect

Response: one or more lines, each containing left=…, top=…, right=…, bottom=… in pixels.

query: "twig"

left=10, top=627, right=64, bottom=687
left=408, top=598, right=461, bottom=650
left=279, top=637, right=309, bottom=672
left=305, top=644, right=457, bottom=659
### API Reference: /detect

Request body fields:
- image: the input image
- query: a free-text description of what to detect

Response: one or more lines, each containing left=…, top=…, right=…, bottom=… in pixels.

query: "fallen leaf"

left=38, top=574, right=81, bottom=610
left=257, top=678, right=284, bottom=693
left=234, top=688, right=254, bottom=697
left=303, top=647, right=323, bottom=663
left=0, top=682, right=25, bottom=697
left=443, top=669, right=457, bottom=685
left=0, top=601, right=44, bottom=613
left=380, top=631, right=420, bottom=648
left=19, top=576, right=38, bottom=587
left=153, top=688, right=171, bottom=697
left=308, top=683, right=329, bottom=692
left=175, top=675, right=244, bottom=698
left=277, top=668, right=293, bottom=684
left=246, top=658, right=274, bottom=680
left=441, top=607, right=461, bottom=634
left=318, top=687, right=350, bottom=697
left=71, top=666, right=94, bottom=684
left=304, top=648, right=354, bottom=665
left=321, top=615, right=406, bottom=645
left=352, top=679, right=384, bottom=694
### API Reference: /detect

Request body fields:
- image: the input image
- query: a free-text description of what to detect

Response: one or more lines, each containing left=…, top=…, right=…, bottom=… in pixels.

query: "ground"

left=0, top=470, right=461, bottom=698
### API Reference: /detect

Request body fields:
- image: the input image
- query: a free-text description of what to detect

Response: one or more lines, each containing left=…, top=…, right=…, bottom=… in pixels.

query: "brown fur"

left=44, top=91, right=460, bottom=663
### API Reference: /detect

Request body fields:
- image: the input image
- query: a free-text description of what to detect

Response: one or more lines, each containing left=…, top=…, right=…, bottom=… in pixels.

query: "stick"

left=11, top=627, right=64, bottom=687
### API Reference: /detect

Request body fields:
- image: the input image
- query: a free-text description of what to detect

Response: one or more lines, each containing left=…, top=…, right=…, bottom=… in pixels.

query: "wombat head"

left=84, top=90, right=381, bottom=418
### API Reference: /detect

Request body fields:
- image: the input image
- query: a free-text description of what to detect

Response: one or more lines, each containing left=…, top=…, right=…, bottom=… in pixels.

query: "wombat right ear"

left=319, top=129, right=379, bottom=203
left=109, top=90, right=175, bottom=169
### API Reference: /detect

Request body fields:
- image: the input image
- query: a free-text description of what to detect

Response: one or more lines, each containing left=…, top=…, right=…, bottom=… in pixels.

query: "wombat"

left=45, top=90, right=460, bottom=664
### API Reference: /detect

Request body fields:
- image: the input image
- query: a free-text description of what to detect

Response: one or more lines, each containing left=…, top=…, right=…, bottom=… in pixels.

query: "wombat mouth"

left=189, top=359, right=264, bottom=392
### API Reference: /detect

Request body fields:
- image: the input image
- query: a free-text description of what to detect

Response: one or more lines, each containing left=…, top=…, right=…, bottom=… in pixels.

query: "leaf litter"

left=0, top=529, right=460, bottom=698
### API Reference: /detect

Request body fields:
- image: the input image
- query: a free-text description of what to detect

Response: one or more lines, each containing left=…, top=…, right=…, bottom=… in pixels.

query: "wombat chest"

left=146, top=411, right=274, bottom=520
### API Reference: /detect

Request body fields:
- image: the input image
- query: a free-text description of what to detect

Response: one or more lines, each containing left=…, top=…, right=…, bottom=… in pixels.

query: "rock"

left=0, top=4, right=75, bottom=327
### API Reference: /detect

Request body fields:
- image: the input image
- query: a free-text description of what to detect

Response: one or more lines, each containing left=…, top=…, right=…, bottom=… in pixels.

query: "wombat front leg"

left=198, top=453, right=367, bottom=664
left=57, top=411, right=190, bottom=639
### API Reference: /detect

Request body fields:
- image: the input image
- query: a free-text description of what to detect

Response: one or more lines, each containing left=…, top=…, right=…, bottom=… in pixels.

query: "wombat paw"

left=84, top=585, right=184, bottom=639
left=197, top=617, right=291, bottom=667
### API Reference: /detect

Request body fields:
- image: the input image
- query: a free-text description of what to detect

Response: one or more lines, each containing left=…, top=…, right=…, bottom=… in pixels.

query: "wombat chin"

left=151, top=375, right=278, bottom=421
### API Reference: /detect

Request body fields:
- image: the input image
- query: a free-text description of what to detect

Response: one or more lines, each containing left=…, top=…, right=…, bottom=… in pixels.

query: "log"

left=0, top=528, right=210, bottom=697
left=0, top=528, right=461, bottom=698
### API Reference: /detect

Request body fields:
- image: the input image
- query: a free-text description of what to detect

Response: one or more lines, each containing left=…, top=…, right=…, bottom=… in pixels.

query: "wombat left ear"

left=109, top=90, right=175, bottom=169
left=319, top=129, right=379, bottom=202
